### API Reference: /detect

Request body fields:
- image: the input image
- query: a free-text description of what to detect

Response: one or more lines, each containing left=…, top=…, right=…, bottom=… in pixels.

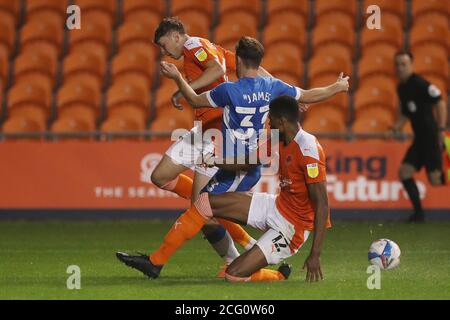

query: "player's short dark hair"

left=395, top=50, right=414, bottom=61
left=154, top=17, right=186, bottom=44
left=235, top=36, right=264, bottom=69
left=269, top=95, right=299, bottom=123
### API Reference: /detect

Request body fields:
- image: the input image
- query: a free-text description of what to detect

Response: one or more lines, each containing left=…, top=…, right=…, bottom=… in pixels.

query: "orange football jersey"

left=275, top=129, right=331, bottom=232
left=183, top=37, right=236, bottom=130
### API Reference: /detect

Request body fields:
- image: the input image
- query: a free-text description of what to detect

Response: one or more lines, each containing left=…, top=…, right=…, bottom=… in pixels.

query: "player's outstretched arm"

left=257, top=66, right=273, bottom=78
left=302, top=181, right=329, bottom=282
left=299, top=72, right=349, bottom=104
left=203, top=152, right=260, bottom=172
left=161, top=61, right=212, bottom=108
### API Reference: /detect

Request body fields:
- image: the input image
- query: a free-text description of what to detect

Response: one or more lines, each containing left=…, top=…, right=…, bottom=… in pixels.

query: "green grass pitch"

left=0, top=219, right=449, bottom=299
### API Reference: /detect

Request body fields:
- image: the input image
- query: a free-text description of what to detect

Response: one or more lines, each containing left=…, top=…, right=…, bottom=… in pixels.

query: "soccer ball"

left=368, top=239, right=401, bottom=270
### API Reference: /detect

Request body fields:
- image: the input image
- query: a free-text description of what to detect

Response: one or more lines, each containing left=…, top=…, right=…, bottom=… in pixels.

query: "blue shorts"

left=202, top=166, right=261, bottom=195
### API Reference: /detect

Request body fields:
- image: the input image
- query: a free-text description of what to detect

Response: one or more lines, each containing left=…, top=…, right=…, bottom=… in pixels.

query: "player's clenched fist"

left=160, top=61, right=182, bottom=80
left=335, top=72, right=350, bottom=92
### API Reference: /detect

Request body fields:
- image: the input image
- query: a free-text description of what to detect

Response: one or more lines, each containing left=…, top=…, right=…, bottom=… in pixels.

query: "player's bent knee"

left=150, top=169, right=168, bottom=188
left=399, top=165, right=414, bottom=181
left=428, top=172, right=443, bottom=186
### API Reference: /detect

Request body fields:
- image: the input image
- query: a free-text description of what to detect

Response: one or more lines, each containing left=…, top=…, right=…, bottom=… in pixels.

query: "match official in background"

left=389, top=51, right=448, bottom=222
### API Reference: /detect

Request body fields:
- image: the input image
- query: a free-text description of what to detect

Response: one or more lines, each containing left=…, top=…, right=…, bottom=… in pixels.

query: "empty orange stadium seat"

left=306, top=103, right=347, bottom=124
left=106, top=104, right=147, bottom=130
left=219, top=0, right=260, bottom=23
left=354, top=85, right=397, bottom=119
left=316, top=11, right=354, bottom=30
left=362, top=0, right=405, bottom=20
left=360, top=42, right=398, bottom=62
left=7, top=104, right=47, bottom=129
left=267, top=0, right=308, bottom=18
left=21, top=20, right=63, bottom=60
left=51, top=117, right=95, bottom=138
left=358, top=52, right=395, bottom=84
left=118, top=20, right=157, bottom=47
left=123, top=12, right=160, bottom=30
left=68, top=20, right=111, bottom=61
left=2, top=116, right=45, bottom=135
left=265, top=42, right=304, bottom=62
left=413, top=12, right=448, bottom=29
left=0, top=0, right=20, bottom=19
left=123, top=0, right=165, bottom=19
left=315, top=0, right=356, bottom=21
left=14, top=51, right=56, bottom=91
left=313, top=43, right=353, bottom=62
left=263, top=22, right=306, bottom=50
left=309, top=53, right=352, bottom=83
left=57, top=82, right=100, bottom=115
left=312, top=23, right=354, bottom=57
left=0, top=53, right=7, bottom=84
left=358, top=74, right=397, bottom=93
left=26, top=0, right=67, bottom=26
left=155, top=81, right=179, bottom=110
left=82, top=11, right=114, bottom=38
left=0, top=18, right=15, bottom=57
left=181, top=16, right=210, bottom=39
left=111, top=51, right=155, bottom=91
left=151, top=107, right=195, bottom=132
left=410, top=22, right=448, bottom=55
left=107, top=82, right=150, bottom=115
left=57, top=104, right=97, bottom=129
left=352, top=114, right=391, bottom=134
left=413, top=53, right=448, bottom=85
left=268, top=11, right=307, bottom=30
left=101, top=116, right=145, bottom=139
left=302, top=112, right=347, bottom=134
left=263, top=54, right=303, bottom=80
left=357, top=106, right=396, bottom=126
left=412, top=0, right=449, bottom=20
left=215, top=22, right=258, bottom=51
left=220, top=11, right=259, bottom=30
left=75, top=0, right=116, bottom=25
left=63, top=51, right=105, bottom=90
left=8, top=81, right=50, bottom=113
left=171, top=0, right=212, bottom=23
left=360, top=21, right=402, bottom=53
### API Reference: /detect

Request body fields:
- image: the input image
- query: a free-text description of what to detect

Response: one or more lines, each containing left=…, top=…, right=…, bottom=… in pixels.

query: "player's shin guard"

left=150, top=193, right=212, bottom=266
left=217, top=218, right=257, bottom=250
left=225, top=269, right=285, bottom=282
left=204, top=225, right=240, bottom=265
left=161, top=174, right=193, bottom=199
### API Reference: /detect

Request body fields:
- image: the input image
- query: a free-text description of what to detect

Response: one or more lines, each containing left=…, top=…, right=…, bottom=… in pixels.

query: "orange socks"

left=217, top=218, right=257, bottom=250
left=150, top=205, right=206, bottom=265
left=161, top=174, right=193, bottom=199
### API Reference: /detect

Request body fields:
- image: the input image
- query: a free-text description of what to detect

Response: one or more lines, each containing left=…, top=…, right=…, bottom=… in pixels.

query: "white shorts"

left=247, top=193, right=310, bottom=265
left=165, top=126, right=218, bottom=178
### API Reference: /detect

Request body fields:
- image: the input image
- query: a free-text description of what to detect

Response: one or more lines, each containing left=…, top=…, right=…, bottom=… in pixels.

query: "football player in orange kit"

left=128, top=95, right=331, bottom=282
left=146, top=18, right=271, bottom=271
